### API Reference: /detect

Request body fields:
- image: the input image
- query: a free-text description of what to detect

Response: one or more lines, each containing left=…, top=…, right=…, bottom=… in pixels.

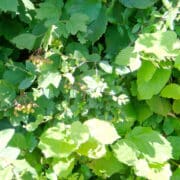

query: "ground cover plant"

left=0, top=0, right=180, bottom=179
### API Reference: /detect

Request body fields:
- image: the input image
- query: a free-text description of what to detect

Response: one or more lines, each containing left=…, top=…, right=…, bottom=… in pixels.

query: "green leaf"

left=84, top=118, right=120, bottom=144
left=115, top=46, right=141, bottom=71
left=36, top=0, right=63, bottom=20
left=89, top=151, right=126, bottom=178
left=52, top=157, right=75, bottom=178
left=167, top=136, right=180, bottom=160
left=174, top=54, right=180, bottom=70
left=85, top=6, right=107, bottom=43
left=135, top=31, right=178, bottom=60
left=65, top=0, right=102, bottom=22
left=161, top=84, right=180, bottom=99
left=112, top=139, right=138, bottom=166
left=77, top=137, right=106, bottom=159
left=127, top=127, right=172, bottom=163
left=173, top=100, right=180, bottom=114
left=146, top=96, right=171, bottom=116
left=18, top=75, right=36, bottom=90
left=39, top=122, right=89, bottom=158
left=12, top=33, right=37, bottom=50
left=66, top=13, right=89, bottom=35
left=39, top=124, right=77, bottom=158
left=119, top=0, right=157, bottom=9
left=134, top=159, right=172, bottom=180
left=0, top=80, right=16, bottom=109
left=0, top=129, right=14, bottom=151
left=38, top=72, right=61, bottom=89
left=137, top=61, right=171, bottom=99
left=171, top=168, right=180, bottom=180
left=0, top=0, right=18, bottom=12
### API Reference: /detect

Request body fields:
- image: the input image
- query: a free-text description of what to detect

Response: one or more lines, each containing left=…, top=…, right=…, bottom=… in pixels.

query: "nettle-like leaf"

left=119, top=0, right=157, bottom=9
left=137, top=61, right=171, bottom=99
left=161, top=83, right=180, bottom=99
left=66, top=13, right=89, bottom=35
left=0, top=0, right=18, bottom=12
left=175, top=54, right=180, bottom=70
left=84, top=118, right=120, bottom=145
left=115, top=46, right=141, bottom=72
left=135, top=31, right=179, bottom=60
left=171, top=168, right=180, bottom=180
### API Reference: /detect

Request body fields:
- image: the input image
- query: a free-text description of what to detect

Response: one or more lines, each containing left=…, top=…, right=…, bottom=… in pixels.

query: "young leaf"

left=161, top=83, right=180, bottom=99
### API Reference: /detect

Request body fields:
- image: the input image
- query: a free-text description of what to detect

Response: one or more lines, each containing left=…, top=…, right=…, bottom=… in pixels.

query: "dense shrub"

left=0, top=0, right=180, bottom=179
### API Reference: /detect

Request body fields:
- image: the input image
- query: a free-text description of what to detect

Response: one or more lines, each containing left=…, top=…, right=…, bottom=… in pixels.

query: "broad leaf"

left=173, top=100, right=180, bottom=114
left=0, top=0, right=18, bottom=12
left=119, top=0, right=157, bottom=9
left=161, top=84, right=180, bottom=99
left=84, top=118, right=120, bottom=144
left=0, top=129, right=14, bottom=151
left=12, top=33, right=37, bottom=50
left=137, top=61, right=171, bottom=99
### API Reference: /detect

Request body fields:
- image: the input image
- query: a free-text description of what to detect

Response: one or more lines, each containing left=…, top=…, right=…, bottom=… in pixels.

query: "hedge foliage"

left=0, top=0, right=180, bottom=179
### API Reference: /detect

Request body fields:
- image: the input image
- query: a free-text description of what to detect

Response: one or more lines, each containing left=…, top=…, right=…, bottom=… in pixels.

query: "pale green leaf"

left=134, top=159, right=172, bottom=180
left=115, top=46, right=141, bottom=72
left=0, top=129, right=14, bottom=151
left=127, top=127, right=172, bottom=163
left=112, top=139, right=138, bottom=166
left=12, top=33, right=37, bottom=50
left=174, top=54, right=180, bottom=70
left=99, top=61, right=112, bottom=74
left=135, top=31, right=178, bottom=60
left=21, top=0, right=35, bottom=10
left=52, top=157, right=75, bottom=178
left=84, top=118, right=120, bottom=144
left=77, top=137, right=106, bottom=159
left=0, top=166, right=13, bottom=180
left=161, top=83, right=180, bottom=99
left=38, top=72, right=61, bottom=88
